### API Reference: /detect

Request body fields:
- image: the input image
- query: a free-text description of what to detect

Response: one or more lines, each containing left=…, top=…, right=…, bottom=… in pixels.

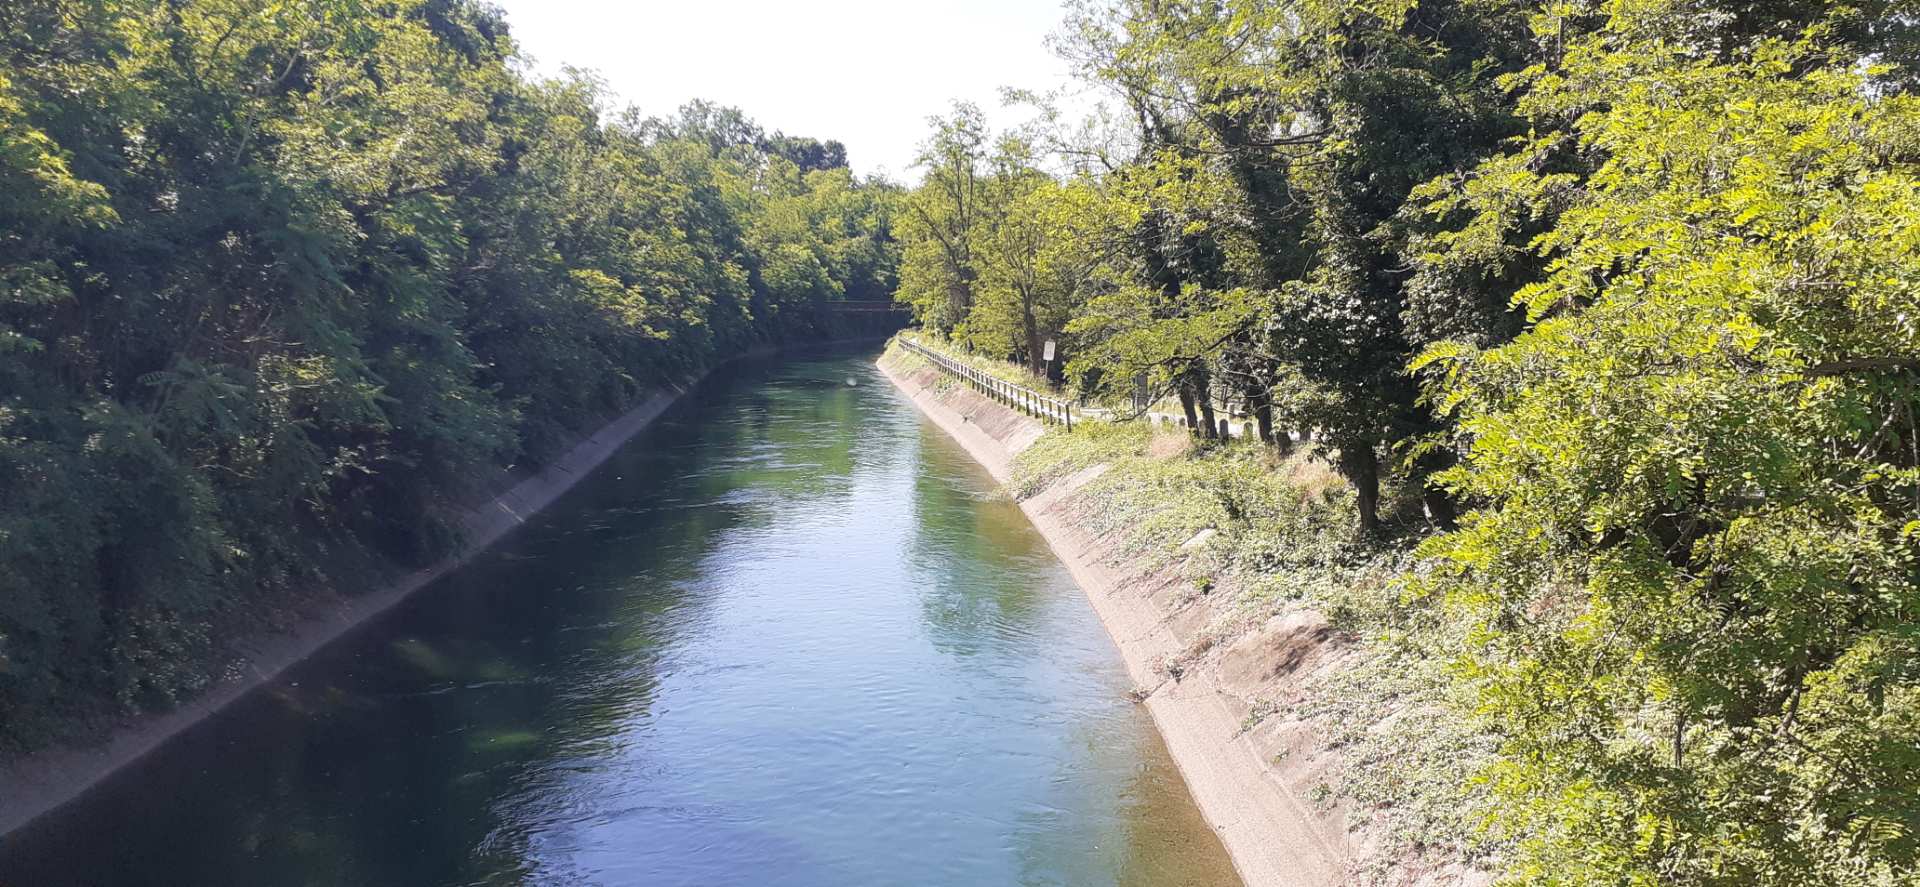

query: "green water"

left=0, top=349, right=1238, bottom=887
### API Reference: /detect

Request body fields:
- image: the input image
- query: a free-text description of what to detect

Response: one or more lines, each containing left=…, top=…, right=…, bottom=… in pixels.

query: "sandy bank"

left=879, top=353, right=1363, bottom=887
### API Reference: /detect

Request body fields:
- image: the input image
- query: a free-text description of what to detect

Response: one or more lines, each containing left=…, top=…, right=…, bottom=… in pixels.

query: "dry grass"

left=1147, top=429, right=1194, bottom=460
left=1286, top=453, right=1347, bottom=500
left=896, top=330, right=1058, bottom=393
left=1009, top=414, right=1500, bottom=885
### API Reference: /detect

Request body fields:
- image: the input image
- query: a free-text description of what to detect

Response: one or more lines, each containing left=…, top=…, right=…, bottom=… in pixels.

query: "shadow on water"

left=0, top=345, right=1238, bottom=887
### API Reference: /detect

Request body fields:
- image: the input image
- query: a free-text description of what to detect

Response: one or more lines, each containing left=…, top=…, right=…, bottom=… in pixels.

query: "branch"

left=1806, top=357, right=1920, bottom=376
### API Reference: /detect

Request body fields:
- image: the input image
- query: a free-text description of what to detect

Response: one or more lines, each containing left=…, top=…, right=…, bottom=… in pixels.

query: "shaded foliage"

left=897, top=0, right=1920, bottom=881
left=0, top=0, right=894, bottom=744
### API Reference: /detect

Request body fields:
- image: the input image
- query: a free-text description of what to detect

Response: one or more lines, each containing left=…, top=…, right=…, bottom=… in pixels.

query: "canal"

left=0, top=347, right=1238, bottom=886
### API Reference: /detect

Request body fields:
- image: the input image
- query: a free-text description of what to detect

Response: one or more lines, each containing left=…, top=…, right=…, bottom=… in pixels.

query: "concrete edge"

left=0, top=388, right=690, bottom=839
left=877, top=351, right=1351, bottom=887
left=0, top=336, right=906, bottom=839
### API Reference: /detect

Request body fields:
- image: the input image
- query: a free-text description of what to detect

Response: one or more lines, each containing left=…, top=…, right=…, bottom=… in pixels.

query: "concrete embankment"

left=0, top=388, right=690, bottom=838
left=0, top=335, right=853, bottom=838
left=878, top=350, right=1362, bottom=887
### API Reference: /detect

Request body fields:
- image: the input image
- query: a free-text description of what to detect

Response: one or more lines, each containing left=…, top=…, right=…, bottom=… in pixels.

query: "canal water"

left=0, top=348, right=1238, bottom=886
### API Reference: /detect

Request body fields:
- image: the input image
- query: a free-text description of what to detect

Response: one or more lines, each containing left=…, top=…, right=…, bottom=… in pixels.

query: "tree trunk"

left=1417, top=448, right=1460, bottom=530
left=1022, top=292, right=1043, bottom=377
left=1190, top=361, right=1218, bottom=440
left=946, top=274, right=973, bottom=330
left=1178, top=385, right=1201, bottom=435
left=1422, top=486, right=1458, bottom=530
left=1341, top=441, right=1381, bottom=535
left=1251, top=388, right=1275, bottom=446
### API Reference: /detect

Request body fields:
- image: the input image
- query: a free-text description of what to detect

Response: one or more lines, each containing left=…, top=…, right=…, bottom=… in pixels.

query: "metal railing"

left=898, top=337, right=1074, bottom=431
left=825, top=300, right=913, bottom=314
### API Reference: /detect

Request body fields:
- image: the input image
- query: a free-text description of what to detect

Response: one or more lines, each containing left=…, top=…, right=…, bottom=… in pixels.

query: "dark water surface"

left=1, top=349, right=1238, bottom=887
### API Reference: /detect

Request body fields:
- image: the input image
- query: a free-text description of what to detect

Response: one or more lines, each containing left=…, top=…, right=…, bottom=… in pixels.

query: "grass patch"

left=895, top=330, right=1061, bottom=394
left=1010, top=419, right=1503, bottom=880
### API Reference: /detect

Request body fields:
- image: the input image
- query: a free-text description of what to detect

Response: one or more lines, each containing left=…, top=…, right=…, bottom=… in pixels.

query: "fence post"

left=907, top=338, right=1077, bottom=433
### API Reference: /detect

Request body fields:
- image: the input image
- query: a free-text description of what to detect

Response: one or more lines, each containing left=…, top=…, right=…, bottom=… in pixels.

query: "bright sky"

left=488, top=0, right=1079, bottom=182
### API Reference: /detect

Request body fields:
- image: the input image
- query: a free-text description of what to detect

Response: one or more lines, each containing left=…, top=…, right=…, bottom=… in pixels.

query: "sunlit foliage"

left=896, top=0, right=1920, bottom=881
left=0, top=0, right=894, bottom=743
left=1414, top=3, right=1920, bottom=881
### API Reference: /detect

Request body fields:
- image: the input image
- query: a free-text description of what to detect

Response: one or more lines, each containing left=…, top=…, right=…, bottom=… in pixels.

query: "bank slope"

left=0, top=386, right=688, bottom=838
left=879, top=351, right=1351, bottom=886
left=880, top=344, right=1500, bottom=887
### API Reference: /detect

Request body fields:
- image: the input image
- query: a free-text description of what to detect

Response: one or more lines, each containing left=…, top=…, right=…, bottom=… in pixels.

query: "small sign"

left=1042, top=340, right=1056, bottom=362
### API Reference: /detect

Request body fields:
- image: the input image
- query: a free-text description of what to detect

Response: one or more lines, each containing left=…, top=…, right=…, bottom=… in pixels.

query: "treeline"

left=895, top=0, right=1920, bottom=883
left=0, top=0, right=895, bottom=743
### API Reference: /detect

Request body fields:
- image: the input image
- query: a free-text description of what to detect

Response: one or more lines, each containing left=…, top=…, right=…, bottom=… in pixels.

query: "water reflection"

left=0, top=349, right=1238, bottom=887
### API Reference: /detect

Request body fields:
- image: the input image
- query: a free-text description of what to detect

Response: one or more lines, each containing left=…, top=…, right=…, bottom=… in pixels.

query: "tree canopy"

left=890, top=0, right=1920, bottom=881
left=0, top=0, right=895, bottom=744
left=6, top=0, right=1919, bottom=880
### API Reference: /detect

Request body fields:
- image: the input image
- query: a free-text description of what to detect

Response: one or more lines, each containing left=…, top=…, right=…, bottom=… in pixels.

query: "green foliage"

left=921, top=0, right=1920, bottom=881
left=892, top=331, right=1055, bottom=394
left=894, top=103, right=993, bottom=335
left=892, top=106, right=1107, bottom=376
left=1413, top=3, right=1920, bottom=883
left=1012, top=418, right=1496, bottom=876
left=0, top=0, right=894, bottom=746
left=1030, top=0, right=1540, bottom=528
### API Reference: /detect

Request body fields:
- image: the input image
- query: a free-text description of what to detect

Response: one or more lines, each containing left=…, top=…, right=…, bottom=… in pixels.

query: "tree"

left=1057, top=0, right=1532, bottom=528
left=1415, top=3, right=1920, bottom=880
left=961, top=140, right=1097, bottom=374
left=0, top=0, right=897, bottom=744
left=895, top=103, right=992, bottom=334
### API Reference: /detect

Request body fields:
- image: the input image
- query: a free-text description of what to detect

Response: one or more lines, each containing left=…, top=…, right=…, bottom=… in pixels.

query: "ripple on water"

left=0, top=352, right=1239, bottom=887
